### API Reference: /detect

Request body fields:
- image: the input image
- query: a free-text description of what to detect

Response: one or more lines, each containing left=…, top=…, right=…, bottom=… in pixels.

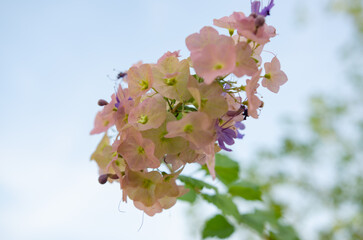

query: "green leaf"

left=269, top=225, right=300, bottom=240
left=214, top=154, right=240, bottom=185
left=202, top=215, right=235, bottom=239
left=178, top=175, right=218, bottom=193
left=228, top=181, right=262, bottom=201
left=178, top=187, right=197, bottom=203
left=201, top=194, right=240, bottom=219
left=239, top=210, right=279, bottom=234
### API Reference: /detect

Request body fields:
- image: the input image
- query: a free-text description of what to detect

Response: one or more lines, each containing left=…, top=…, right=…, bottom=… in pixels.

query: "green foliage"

left=178, top=187, right=197, bottom=203
left=228, top=181, right=262, bottom=201
left=201, top=194, right=240, bottom=219
left=214, top=154, right=240, bottom=185
left=240, top=210, right=299, bottom=240
left=178, top=175, right=218, bottom=193
left=202, top=215, right=235, bottom=239
left=178, top=162, right=300, bottom=239
left=330, top=0, right=363, bottom=33
left=240, top=210, right=278, bottom=234
left=269, top=225, right=300, bottom=240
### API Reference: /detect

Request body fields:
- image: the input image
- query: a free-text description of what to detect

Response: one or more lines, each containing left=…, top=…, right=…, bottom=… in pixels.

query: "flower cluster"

left=90, top=0, right=287, bottom=216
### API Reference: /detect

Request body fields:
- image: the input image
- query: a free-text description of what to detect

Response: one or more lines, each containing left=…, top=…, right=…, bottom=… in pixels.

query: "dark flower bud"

left=98, top=174, right=109, bottom=184
left=255, top=16, right=265, bottom=28
left=250, top=13, right=258, bottom=18
left=98, top=99, right=108, bottom=106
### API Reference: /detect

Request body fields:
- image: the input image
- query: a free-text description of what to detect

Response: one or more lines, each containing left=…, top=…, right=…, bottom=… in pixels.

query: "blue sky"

left=0, top=0, right=350, bottom=239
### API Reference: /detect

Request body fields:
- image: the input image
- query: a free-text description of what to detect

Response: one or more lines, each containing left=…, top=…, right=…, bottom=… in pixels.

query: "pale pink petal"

left=185, top=26, right=220, bottom=52
left=127, top=64, right=153, bottom=97
left=128, top=94, right=166, bottom=131
left=213, top=12, right=246, bottom=31
left=90, top=111, right=115, bottom=135
left=118, top=128, right=160, bottom=171
left=134, top=201, right=162, bottom=216
left=142, top=113, right=188, bottom=159
left=245, top=69, right=262, bottom=119
left=152, top=57, right=191, bottom=101
left=157, top=50, right=181, bottom=64
left=191, top=39, right=236, bottom=84
left=165, top=112, right=215, bottom=148
left=233, top=42, right=258, bottom=77
left=188, top=77, right=228, bottom=118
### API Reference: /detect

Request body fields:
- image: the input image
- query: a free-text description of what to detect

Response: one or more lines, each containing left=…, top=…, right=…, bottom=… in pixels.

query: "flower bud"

left=250, top=13, right=258, bottom=18
left=255, top=16, right=265, bottom=28
left=98, top=99, right=108, bottom=106
left=98, top=174, right=108, bottom=184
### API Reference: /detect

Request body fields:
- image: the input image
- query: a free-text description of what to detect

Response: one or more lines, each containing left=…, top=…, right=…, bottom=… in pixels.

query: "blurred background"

left=0, top=0, right=362, bottom=239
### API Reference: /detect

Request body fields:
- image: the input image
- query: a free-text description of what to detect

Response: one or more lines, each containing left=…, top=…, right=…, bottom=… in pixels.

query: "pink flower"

left=186, top=27, right=236, bottom=84
left=188, top=76, right=228, bottom=119
left=262, top=57, right=288, bottom=93
left=123, top=169, right=187, bottom=216
left=165, top=112, right=214, bottom=149
left=157, top=50, right=181, bottom=64
left=133, top=186, right=188, bottom=216
left=233, top=12, right=276, bottom=45
left=164, top=147, right=208, bottom=171
left=142, top=113, right=188, bottom=159
left=185, top=26, right=220, bottom=52
left=122, top=169, right=163, bottom=207
left=113, top=85, right=135, bottom=131
left=213, top=12, right=245, bottom=35
left=90, top=94, right=117, bottom=135
left=91, top=133, right=127, bottom=185
left=231, top=35, right=264, bottom=66
left=152, top=55, right=191, bottom=101
left=127, top=64, right=154, bottom=97
left=117, top=128, right=160, bottom=171
left=233, top=42, right=258, bottom=77
left=133, top=201, right=163, bottom=216
left=245, top=69, right=262, bottom=119
left=128, top=94, right=166, bottom=131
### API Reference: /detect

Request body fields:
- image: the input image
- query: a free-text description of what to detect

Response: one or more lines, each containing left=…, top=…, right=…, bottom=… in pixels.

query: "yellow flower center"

left=137, top=115, right=148, bottom=124
left=137, top=146, right=145, bottom=154
left=264, top=73, right=271, bottom=79
left=139, top=79, right=149, bottom=90
left=183, top=124, right=194, bottom=134
left=164, top=77, right=177, bottom=86
left=214, top=64, right=223, bottom=70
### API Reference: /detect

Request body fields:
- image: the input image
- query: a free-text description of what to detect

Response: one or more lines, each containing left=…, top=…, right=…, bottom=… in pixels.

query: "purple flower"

left=251, top=1, right=261, bottom=14
left=251, top=0, right=275, bottom=17
left=235, top=121, right=245, bottom=139
left=216, top=120, right=240, bottom=152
